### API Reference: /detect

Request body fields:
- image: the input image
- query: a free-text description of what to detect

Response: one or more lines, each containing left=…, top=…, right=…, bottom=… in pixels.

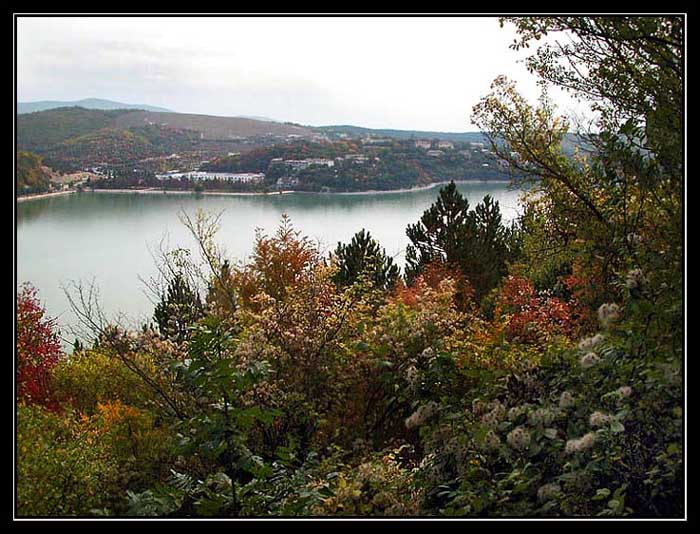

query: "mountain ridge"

left=17, top=98, right=173, bottom=114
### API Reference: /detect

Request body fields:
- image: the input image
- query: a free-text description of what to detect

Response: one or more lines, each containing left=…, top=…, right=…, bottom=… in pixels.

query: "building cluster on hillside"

left=414, top=140, right=432, bottom=149
left=414, top=139, right=455, bottom=150
left=275, top=176, right=299, bottom=188
left=84, top=166, right=107, bottom=175
left=342, top=154, right=370, bottom=164
left=310, top=134, right=331, bottom=143
left=269, top=158, right=335, bottom=171
left=155, top=171, right=265, bottom=183
left=361, top=137, right=392, bottom=146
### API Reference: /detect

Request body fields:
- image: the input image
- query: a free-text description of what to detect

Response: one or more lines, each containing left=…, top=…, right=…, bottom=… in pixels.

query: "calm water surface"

left=16, top=182, right=522, bottom=337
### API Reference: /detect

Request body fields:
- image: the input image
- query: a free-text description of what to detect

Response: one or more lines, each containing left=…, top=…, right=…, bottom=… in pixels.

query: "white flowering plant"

left=411, top=313, right=682, bottom=517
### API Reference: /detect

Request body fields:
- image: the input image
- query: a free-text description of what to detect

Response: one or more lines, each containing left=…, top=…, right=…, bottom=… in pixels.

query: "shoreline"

left=326, top=179, right=512, bottom=196
left=88, top=188, right=298, bottom=197
left=59, top=179, right=512, bottom=199
left=16, top=190, right=76, bottom=203
left=16, top=179, right=514, bottom=203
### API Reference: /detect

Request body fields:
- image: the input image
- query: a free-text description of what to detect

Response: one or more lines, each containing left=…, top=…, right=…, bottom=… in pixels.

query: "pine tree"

left=405, top=181, right=474, bottom=283
left=405, top=182, right=520, bottom=299
left=333, top=229, right=400, bottom=291
left=460, top=195, right=518, bottom=298
left=153, top=273, right=204, bottom=343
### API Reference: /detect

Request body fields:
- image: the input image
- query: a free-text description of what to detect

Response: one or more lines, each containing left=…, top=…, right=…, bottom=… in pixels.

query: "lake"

left=16, top=182, right=522, bottom=340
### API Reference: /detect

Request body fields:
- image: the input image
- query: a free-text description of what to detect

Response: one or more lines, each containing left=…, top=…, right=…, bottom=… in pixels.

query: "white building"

left=361, top=137, right=392, bottom=145
left=283, top=158, right=335, bottom=170
left=276, top=176, right=299, bottom=188
left=414, top=140, right=432, bottom=149
left=156, top=171, right=265, bottom=183
left=437, top=140, right=454, bottom=150
left=344, top=154, right=369, bottom=164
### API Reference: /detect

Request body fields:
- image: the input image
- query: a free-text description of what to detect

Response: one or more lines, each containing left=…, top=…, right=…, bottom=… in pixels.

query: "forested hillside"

left=112, top=110, right=313, bottom=139
left=16, top=107, right=315, bottom=173
left=199, top=139, right=509, bottom=192
left=16, top=107, right=134, bottom=151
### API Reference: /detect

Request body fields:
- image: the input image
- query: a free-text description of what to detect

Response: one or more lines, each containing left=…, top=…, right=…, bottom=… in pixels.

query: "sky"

left=17, top=16, right=583, bottom=132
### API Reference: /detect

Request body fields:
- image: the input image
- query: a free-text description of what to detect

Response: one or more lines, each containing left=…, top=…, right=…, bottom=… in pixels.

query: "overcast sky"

left=17, top=16, right=581, bottom=132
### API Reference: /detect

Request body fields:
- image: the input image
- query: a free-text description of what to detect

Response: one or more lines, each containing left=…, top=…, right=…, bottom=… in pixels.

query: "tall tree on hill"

left=405, top=181, right=472, bottom=283
left=405, top=181, right=520, bottom=299
left=461, top=195, right=521, bottom=298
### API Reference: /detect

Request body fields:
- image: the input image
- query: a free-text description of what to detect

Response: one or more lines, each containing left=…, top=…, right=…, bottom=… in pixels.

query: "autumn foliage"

left=16, top=283, right=62, bottom=410
left=494, top=275, right=580, bottom=344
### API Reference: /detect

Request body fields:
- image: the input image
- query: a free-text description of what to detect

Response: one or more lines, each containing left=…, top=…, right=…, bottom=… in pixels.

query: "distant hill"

left=17, top=107, right=136, bottom=151
left=235, top=115, right=279, bottom=122
left=16, top=107, right=317, bottom=172
left=16, top=106, right=587, bottom=175
left=17, top=98, right=172, bottom=114
left=17, top=107, right=315, bottom=149
left=316, top=125, right=586, bottom=156
left=113, top=111, right=313, bottom=140
left=314, top=125, right=488, bottom=144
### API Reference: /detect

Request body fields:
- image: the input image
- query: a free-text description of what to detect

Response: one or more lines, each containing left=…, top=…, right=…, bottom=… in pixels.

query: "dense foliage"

left=16, top=151, right=51, bottom=194
left=16, top=16, right=683, bottom=518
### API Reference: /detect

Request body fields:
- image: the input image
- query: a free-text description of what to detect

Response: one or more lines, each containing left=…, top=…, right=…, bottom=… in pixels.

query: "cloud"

left=17, top=16, right=583, bottom=131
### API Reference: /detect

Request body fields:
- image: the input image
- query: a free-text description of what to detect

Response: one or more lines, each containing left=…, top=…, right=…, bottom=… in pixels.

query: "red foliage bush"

left=495, top=275, right=579, bottom=343
left=392, top=261, right=474, bottom=311
left=16, top=284, right=62, bottom=410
